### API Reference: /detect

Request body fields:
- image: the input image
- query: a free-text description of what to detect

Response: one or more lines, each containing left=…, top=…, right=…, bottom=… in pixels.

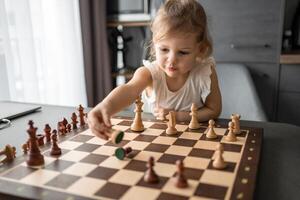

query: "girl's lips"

left=168, top=67, right=177, bottom=71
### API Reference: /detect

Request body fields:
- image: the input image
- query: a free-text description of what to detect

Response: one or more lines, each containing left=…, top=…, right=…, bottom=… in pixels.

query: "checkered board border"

left=0, top=116, right=263, bottom=200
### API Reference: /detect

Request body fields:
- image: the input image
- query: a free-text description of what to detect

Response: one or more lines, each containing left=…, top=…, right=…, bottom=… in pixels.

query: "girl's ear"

left=196, top=43, right=205, bottom=59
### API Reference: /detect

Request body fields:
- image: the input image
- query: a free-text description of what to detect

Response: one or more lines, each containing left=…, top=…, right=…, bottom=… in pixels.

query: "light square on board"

left=179, top=132, right=202, bottom=140
left=20, top=169, right=59, bottom=186
left=123, top=132, right=139, bottom=140
left=164, top=145, right=192, bottom=156
left=86, top=136, right=108, bottom=145
left=92, top=145, right=117, bottom=156
left=175, top=124, right=189, bottom=132
left=113, top=125, right=131, bottom=131
left=120, top=186, right=160, bottom=200
left=109, top=169, right=144, bottom=186
left=99, top=156, right=130, bottom=169
left=162, top=178, right=198, bottom=196
left=194, top=140, right=219, bottom=150
left=133, top=151, right=163, bottom=162
left=140, top=128, right=165, bottom=136
left=63, top=162, right=97, bottom=176
left=153, top=162, right=176, bottom=177
left=152, top=136, right=177, bottom=145
left=111, top=118, right=123, bottom=125
left=58, top=141, right=83, bottom=150
left=200, top=169, right=235, bottom=187
left=183, top=156, right=210, bottom=170
left=214, top=127, right=227, bottom=135
left=142, top=121, right=155, bottom=128
left=124, top=141, right=150, bottom=151
left=59, top=150, right=90, bottom=162
left=212, top=151, right=242, bottom=163
left=80, top=129, right=94, bottom=136
left=67, top=177, right=106, bottom=197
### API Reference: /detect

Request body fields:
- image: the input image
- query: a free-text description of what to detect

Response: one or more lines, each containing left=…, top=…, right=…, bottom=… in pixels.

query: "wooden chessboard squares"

left=99, top=156, right=130, bottom=169
left=162, top=178, right=199, bottom=197
left=2, top=165, right=37, bottom=180
left=207, top=160, right=236, bottom=173
left=79, top=153, right=109, bottom=165
left=86, top=166, right=118, bottom=180
left=20, top=169, right=60, bottom=186
left=151, top=136, right=177, bottom=145
left=133, top=135, right=157, bottom=143
left=67, top=177, right=106, bottom=197
left=183, top=156, right=210, bottom=170
left=58, top=150, right=89, bottom=162
left=58, top=140, right=83, bottom=150
left=188, top=148, right=215, bottom=159
left=160, top=131, right=183, bottom=137
left=194, top=183, right=228, bottom=199
left=136, top=176, right=169, bottom=190
left=164, top=145, right=192, bottom=156
left=74, top=143, right=100, bottom=152
left=157, top=192, right=188, bottom=200
left=108, top=169, right=144, bottom=186
left=140, top=128, right=165, bottom=136
left=94, top=182, right=130, bottom=199
left=144, top=143, right=170, bottom=153
left=121, top=186, right=161, bottom=200
left=45, top=173, right=80, bottom=189
left=44, top=159, right=74, bottom=172
left=69, top=134, right=94, bottom=143
left=124, top=160, right=148, bottom=172
left=173, top=138, right=198, bottom=147
left=179, top=132, right=202, bottom=140
left=157, top=154, right=185, bottom=164
left=149, top=123, right=167, bottom=130
left=116, top=120, right=132, bottom=126
left=92, top=145, right=117, bottom=156
left=62, top=162, right=98, bottom=176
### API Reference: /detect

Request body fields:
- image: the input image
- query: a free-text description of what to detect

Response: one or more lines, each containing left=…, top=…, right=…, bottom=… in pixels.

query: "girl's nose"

left=167, top=52, right=177, bottom=64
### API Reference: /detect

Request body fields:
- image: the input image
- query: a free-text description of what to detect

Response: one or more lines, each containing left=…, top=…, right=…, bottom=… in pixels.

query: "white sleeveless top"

left=142, top=56, right=216, bottom=113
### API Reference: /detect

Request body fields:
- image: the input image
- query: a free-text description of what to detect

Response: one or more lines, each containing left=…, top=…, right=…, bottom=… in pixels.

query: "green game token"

left=115, top=147, right=125, bottom=160
left=115, top=131, right=124, bottom=144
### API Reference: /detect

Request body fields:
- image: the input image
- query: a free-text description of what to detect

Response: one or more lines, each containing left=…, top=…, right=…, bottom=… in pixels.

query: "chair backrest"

left=216, top=63, right=267, bottom=121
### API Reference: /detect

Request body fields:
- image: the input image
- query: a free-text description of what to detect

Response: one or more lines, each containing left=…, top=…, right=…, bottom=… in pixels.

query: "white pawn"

left=166, top=111, right=177, bottom=135
left=131, top=96, right=144, bottom=132
left=206, top=119, right=217, bottom=139
left=213, top=143, right=227, bottom=169
left=226, top=121, right=237, bottom=142
left=188, top=103, right=201, bottom=129
left=231, top=114, right=241, bottom=135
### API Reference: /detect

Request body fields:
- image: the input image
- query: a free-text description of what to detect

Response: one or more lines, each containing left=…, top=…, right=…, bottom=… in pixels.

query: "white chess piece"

left=231, top=114, right=241, bottom=135
left=131, top=96, right=144, bottom=132
left=213, top=143, right=227, bottom=169
left=166, top=111, right=177, bottom=135
left=226, top=121, right=237, bottom=142
left=188, top=103, right=201, bottom=129
left=206, top=119, right=217, bottom=139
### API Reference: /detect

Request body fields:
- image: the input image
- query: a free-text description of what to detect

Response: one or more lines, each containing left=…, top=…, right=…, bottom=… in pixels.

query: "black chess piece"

left=144, top=156, right=159, bottom=183
left=175, top=160, right=188, bottom=188
left=50, top=130, right=61, bottom=156
left=26, top=120, right=45, bottom=167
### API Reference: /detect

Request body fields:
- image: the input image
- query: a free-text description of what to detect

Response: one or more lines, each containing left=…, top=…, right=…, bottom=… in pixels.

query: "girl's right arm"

left=88, top=67, right=152, bottom=139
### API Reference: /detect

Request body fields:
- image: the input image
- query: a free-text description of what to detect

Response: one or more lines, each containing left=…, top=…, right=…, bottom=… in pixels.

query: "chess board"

left=0, top=116, right=263, bottom=200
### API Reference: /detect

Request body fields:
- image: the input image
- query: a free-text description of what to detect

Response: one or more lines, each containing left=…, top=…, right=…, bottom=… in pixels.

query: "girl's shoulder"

left=193, top=56, right=216, bottom=76
left=142, top=59, right=163, bottom=78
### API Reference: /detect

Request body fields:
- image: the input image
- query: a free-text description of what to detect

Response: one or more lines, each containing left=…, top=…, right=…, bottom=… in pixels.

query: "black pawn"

left=144, top=156, right=159, bottom=184
left=50, top=130, right=61, bottom=156
left=175, top=160, right=188, bottom=188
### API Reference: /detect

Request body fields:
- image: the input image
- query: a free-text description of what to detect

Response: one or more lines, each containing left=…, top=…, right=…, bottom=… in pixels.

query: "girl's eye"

left=159, top=48, right=169, bottom=52
left=179, top=51, right=189, bottom=55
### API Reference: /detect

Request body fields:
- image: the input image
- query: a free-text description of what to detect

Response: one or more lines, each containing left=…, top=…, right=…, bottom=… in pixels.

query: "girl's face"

left=154, top=32, right=201, bottom=79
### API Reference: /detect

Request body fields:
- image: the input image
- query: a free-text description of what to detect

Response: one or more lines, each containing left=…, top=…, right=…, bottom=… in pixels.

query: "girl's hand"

left=154, top=106, right=172, bottom=120
left=87, top=105, right=112, bottom=140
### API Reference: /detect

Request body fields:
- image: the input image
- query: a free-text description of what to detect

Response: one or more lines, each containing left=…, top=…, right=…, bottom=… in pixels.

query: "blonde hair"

left=149, top=0, right=212, bottom=60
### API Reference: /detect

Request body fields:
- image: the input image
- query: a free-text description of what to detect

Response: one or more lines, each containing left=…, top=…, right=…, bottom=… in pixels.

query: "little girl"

left=88, top=0, right=222, bottom=139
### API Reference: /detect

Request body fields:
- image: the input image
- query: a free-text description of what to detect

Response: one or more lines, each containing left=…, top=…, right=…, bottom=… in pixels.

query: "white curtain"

left=0, top=0, right=87, bottom=107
